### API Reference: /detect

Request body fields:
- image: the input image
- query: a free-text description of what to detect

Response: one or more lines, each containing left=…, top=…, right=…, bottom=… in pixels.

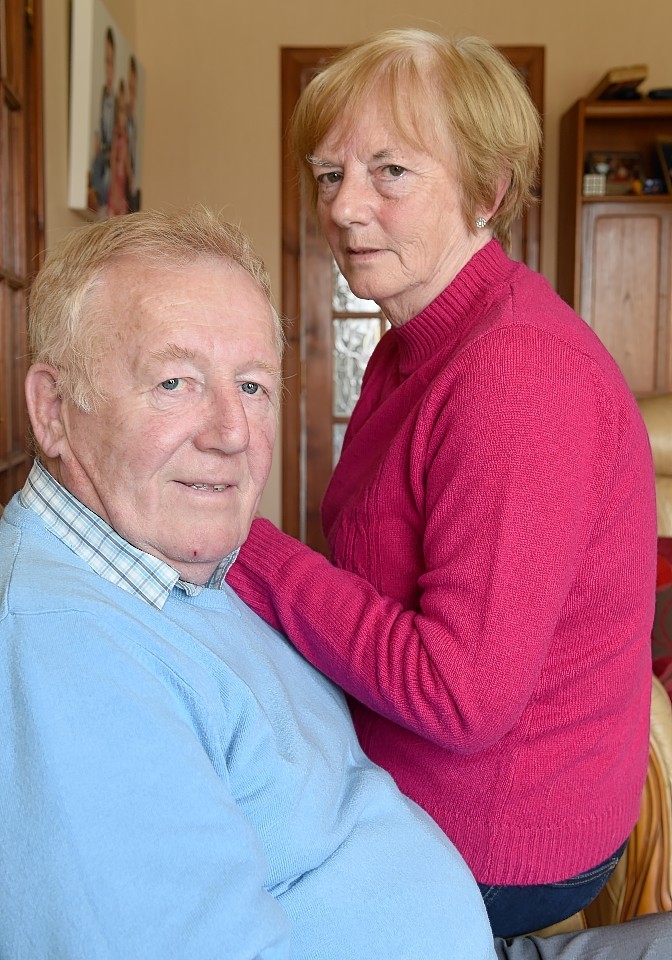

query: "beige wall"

left=43, top=0, right=671, bottom=524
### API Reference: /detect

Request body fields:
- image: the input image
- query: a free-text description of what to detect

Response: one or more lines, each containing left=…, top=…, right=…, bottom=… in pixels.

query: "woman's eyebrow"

left=306, top=154, right=333, bottom=167
left=307, top=148, right=395, bottom=166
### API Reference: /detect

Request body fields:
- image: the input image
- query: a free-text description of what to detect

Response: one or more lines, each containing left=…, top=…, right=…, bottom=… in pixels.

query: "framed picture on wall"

left=68, top=0, right=145, bottom=218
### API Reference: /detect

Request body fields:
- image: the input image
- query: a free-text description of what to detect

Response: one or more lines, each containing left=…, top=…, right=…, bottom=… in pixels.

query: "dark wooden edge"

left=280, top=48, right=339, bottom=539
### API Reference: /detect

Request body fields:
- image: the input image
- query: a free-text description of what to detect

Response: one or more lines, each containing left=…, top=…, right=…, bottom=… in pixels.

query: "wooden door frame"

left=280, top=45, right=544, bottom=542
left=280, top=47, right=340, bottom=542
left=0, top=0, right=45, bottom=503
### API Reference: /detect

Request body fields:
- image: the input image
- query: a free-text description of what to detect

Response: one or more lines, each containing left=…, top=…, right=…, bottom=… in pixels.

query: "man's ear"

left=25, top=364, right=69, bottom=458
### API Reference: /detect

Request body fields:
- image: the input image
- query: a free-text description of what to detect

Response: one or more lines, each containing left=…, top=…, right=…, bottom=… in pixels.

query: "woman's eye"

left=317, top=171, right=342, bottom=185
left=384, top=165, right=406, bottom=178
left=159, top=378, right=183, bottom=392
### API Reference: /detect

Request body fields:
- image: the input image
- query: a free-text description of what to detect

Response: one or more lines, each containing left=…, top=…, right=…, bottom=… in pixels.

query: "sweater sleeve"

left=1, top=611, right=290, bottom=960
left=228, top=329, right=637, bottom=753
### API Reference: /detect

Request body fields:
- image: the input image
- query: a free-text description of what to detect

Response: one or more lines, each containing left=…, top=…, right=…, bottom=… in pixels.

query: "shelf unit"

left=558, top=100, right=672, bottom=305
left=557, top=99, right=672, bottom=395
left=557, top=100, right=672, bottom=396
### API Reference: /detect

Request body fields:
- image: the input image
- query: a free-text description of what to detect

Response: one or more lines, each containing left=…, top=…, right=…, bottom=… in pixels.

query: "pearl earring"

left=475, top=217, right=488, bottom=229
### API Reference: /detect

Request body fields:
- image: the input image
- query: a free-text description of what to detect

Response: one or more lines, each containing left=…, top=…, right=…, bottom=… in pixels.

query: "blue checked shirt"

left=20, top=460, right=236, bottom=610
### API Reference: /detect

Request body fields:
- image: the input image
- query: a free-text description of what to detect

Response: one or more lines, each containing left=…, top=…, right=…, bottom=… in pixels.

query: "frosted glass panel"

left=333, top=423, right=347, bottom=467
left=333, top=318, right=380, bottom=416
left=332, top=262, right=379, bottom=313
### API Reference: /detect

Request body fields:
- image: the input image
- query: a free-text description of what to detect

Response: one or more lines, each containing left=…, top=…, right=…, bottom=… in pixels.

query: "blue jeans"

left=478, top=840, right=628, bottom=937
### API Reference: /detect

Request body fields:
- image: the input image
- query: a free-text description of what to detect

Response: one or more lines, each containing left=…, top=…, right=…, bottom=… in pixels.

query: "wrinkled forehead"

left=91, top=251, right=269, bottom=310
left=87, top=254, right=276, bottom=347
left=316, top=71, right=449, bottom=158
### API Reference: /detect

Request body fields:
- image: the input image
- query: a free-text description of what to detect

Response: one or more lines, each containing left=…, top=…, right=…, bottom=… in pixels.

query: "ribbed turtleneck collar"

left=393, top=240, right=517, bottom=376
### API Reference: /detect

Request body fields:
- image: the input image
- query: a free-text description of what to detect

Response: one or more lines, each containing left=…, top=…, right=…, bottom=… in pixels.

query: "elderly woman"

left=227, top=29, right=658, bottom=936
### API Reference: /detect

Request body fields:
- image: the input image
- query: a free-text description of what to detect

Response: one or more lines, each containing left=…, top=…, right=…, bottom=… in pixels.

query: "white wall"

left=44, top=0, right=672, bottom=524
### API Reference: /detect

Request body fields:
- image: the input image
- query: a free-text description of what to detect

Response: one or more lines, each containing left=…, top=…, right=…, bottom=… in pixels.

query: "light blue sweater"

left=0, top=497, right=496, bottom=960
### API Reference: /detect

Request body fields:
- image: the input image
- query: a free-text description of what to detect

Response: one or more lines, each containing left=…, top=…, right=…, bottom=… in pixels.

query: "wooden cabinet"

left=557, top=99, right=672, bottom=395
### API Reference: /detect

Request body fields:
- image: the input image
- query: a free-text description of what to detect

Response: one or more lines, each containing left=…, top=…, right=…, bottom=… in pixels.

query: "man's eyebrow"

left=247, top=359, right=282, bottom=381
left=149, top=344, right=281, bottom=380
left=149, top=343, right=197, bottom=363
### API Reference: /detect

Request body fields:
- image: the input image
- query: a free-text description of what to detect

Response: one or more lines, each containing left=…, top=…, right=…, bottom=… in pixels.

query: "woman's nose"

left=328, top=173, right=375, bottom=228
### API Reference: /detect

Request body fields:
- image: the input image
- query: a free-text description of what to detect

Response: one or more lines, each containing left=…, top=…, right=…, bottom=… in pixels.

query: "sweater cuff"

left=226, top=518, right=301, bottom=630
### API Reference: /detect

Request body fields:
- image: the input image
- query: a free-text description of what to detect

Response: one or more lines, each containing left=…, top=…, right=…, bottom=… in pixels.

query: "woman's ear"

left=481, top=175, right=510, bottom=222
left=25, top=364, right=68, bottom=459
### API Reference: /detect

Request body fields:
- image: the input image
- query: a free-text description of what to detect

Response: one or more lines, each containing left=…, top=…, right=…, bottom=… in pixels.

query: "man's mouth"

left=185, top=483, right=229, bottom=492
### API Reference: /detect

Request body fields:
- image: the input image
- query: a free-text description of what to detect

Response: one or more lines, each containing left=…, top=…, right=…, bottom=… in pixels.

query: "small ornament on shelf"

left=582, top=173, right=606, bottom=196
left=586, top=151, right=643, bottom=195
left=586, top=64, right=648, bottom=101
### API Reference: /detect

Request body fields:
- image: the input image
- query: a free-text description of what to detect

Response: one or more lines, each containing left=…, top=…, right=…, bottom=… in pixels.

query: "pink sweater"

left=228, top=241, right=657, bottom=885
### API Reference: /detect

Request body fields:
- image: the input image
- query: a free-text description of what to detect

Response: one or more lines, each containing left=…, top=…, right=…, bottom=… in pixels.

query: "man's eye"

left=241, top=381, right=261, bottom=396
left=160, top=378, right=183, bottom=391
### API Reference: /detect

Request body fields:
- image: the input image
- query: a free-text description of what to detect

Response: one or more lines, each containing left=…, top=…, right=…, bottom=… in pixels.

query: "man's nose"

left=195, top=391, right=250, bottom=454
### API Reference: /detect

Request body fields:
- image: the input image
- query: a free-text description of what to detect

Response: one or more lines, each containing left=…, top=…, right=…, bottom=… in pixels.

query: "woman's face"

left=310, top=96, right=491, bottom=326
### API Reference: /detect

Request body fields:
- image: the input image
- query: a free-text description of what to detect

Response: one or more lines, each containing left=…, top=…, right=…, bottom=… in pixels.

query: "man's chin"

left=141, top=535, right=243, bottom=585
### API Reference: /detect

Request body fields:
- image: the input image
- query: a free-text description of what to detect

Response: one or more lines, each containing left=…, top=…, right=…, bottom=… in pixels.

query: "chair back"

left=637, top=394, right=672, bottom=537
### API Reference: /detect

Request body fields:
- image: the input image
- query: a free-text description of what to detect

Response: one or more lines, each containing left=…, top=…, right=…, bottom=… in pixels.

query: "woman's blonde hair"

left=28, top=206, right=282, bottom=412
left=290, top=29, right=541, bottom=250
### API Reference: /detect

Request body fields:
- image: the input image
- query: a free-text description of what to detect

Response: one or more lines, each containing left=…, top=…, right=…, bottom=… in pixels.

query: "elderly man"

left=0, top=208, right=669, bottom=960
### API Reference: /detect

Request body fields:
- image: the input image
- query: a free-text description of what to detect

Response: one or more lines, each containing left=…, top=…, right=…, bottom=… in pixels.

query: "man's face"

left=55, top=256, right=280, bottom=583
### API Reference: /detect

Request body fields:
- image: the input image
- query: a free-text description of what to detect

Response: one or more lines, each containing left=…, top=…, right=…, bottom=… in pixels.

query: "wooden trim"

left=280, top=48, right=304, bottom=541
left=280, top=47, right=339, bottom=540
left=557, top=100, right=584, bottom=307
left=26, top=0, right=45, bottom=273
left=0, top=0, right=44, bottom=504
left=0, top=265, right=26, bottom=287
left=499, top=45, right=545, bottom=271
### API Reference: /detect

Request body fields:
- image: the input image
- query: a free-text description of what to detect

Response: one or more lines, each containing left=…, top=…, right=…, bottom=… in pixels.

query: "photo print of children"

left=84, top=1, right=144, bottom=219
